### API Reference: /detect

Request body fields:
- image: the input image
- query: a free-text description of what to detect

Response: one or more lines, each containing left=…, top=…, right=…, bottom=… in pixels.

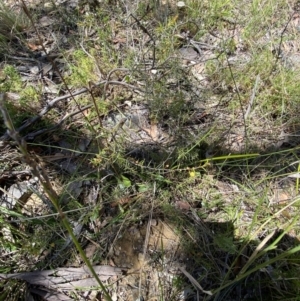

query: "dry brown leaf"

left=82, top=108, right=90, bottom=117
left=143, top=121, right=160, bottom=141
left=27, top=42, right=41, bottom=51
left=272, top=188, right=293, bottom=204
left=233, top=254, right=247, bottom=276
left=112, top=37, right=127, bottom=44
left=175, top=200, right=191, bottom=211
left=85, top=243, right=98, bottom=260
left=150, top=122, right=159, bottom=141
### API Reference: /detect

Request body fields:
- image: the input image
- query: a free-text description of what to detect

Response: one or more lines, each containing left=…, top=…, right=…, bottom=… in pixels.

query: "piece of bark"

left=0, top=265, right=123, bottom=290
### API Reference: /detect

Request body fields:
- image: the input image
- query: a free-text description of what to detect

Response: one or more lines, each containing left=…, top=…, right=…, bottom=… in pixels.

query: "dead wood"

left=0, top=265, right=123, bottom=290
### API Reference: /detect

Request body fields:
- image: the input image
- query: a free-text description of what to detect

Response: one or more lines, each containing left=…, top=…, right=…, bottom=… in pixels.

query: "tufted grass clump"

left=0, top=2, right=30, bottom=55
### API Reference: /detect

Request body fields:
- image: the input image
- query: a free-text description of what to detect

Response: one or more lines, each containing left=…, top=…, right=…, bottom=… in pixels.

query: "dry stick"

left=130, top=13, right=156, bottom=69
left=103, top=68, right=129, bottom=97
left=105, top=80, right=142, bottom=93
left=273, top=11, right=295, bottom=67
left=88, top=81, right=103, bottom=127
left=0, top=94, right=112, bottom=300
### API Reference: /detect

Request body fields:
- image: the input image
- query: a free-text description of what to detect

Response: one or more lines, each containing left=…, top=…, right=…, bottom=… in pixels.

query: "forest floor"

left=1, top=0, right=300, bottom=300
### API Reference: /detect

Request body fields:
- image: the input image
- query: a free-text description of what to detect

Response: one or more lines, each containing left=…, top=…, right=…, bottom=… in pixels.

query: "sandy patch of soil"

left=110, top=220, right=183, bottom=301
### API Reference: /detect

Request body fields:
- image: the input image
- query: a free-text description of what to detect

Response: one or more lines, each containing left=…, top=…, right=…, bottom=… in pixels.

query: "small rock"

left=30, top=66, right=40, bottom=74
left=150, top=219, right=158, bottom=226
left=1, top=181, right=32, bottom=209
